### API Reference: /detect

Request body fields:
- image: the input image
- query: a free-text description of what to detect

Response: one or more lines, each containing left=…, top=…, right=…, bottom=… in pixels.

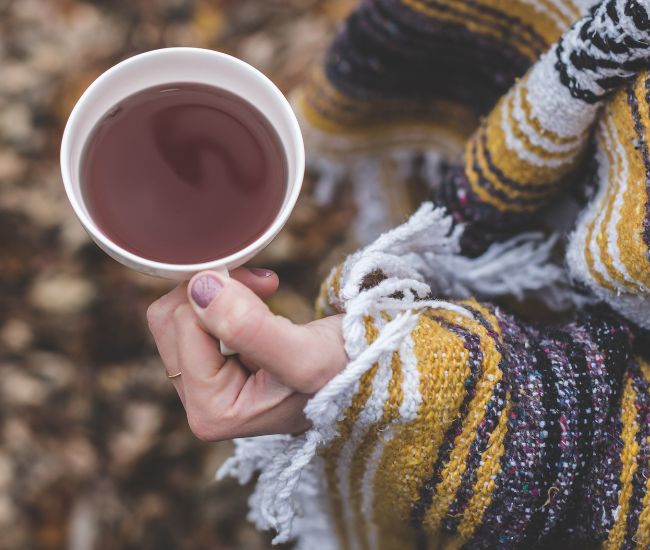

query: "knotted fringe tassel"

left=217, top=310, right=425, bottom=545
left=218, top=202, right=572, bottom=545
left=328, top=202, right=578, bottom=314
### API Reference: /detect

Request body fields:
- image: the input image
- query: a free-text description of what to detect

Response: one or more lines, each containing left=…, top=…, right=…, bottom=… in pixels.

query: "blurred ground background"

left=0, top=1, right=358, bottom=548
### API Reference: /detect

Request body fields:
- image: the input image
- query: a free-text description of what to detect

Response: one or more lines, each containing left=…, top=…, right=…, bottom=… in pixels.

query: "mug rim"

left=60, top=47, right=304, bottom=274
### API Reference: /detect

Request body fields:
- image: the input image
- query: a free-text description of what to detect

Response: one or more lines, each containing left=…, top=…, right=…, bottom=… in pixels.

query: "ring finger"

left=148, top=284, right=187, bottom=405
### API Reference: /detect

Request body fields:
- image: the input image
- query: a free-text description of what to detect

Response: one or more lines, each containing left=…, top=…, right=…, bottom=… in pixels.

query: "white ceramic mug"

left=60, top=47, right=305, bottom=353
left=61, top=47, right=304, bottom=279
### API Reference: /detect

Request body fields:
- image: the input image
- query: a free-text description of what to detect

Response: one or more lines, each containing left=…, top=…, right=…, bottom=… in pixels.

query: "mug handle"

left=212, top=266, right=236, bottom=356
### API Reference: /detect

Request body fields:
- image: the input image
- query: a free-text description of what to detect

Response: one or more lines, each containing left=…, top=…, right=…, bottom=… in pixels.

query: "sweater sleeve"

left=432, top=0, right=650, bottom=255
left=312, top=256, right=650, bottom=550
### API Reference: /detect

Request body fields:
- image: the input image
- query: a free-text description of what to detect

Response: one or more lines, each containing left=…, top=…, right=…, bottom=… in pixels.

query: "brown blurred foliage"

left=0, top=1, right=357, bottom=548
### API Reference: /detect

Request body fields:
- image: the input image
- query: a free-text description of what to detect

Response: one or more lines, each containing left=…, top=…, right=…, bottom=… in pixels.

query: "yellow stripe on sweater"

left=597, top=103, right=650, bottom=293
left=584, top=124, right=619, bottom=293
left=605, top=374, right=640, bottom=550
left=299, top=89, right=478, bottom=146
left=456, top=395, right=512, bottom=540
left=476, top=116, right=559, bottom=200
left=465, top=133, right=529, bottom=213
left=593, top=113, right=638, bottom=292
left=464, top=96, right=582, bottom=213
left=471, top=0, right=570, bottom=45
left=616, top=73, right=650, bottom=290
left=422, top=306, right=503, bottom=532
left=484, top=98, right=580, bottom=185
left=371, top=312, right=470, bottom=550
left=404, top=0, right=558, bottom=60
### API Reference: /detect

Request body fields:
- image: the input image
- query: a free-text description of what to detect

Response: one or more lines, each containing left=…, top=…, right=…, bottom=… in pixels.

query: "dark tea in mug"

left=80, top=83, right=287, bottom=264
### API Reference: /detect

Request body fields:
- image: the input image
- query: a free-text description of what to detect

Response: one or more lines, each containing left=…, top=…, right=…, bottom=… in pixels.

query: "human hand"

left=146, top=268, right=347, bottom=441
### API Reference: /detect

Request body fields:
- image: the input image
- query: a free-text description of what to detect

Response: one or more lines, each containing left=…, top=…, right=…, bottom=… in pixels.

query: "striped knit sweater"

left=312, top=255, right=649, bottom=550
left=219, top=1, right=650, bottom=549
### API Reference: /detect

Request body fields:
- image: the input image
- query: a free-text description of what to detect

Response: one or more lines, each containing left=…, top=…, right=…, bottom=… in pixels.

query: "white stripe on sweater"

left=500, top=90, right=572, bottom=169
left=525, top=48, right=598, bottom=138
left=512, top=84, right=580, bottom=154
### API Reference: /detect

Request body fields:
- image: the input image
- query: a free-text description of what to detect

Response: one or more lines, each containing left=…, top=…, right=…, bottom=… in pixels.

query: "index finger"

left=173, top=303, right=249, bottom=409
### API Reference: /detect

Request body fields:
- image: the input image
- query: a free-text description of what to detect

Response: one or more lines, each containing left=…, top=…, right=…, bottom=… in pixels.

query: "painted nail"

left=190, top=273, right=223, bottom=308
left=250, top=267, right=273, bottom=278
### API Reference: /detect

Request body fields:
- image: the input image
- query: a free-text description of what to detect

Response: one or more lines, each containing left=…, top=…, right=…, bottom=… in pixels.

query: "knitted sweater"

left=219, top=1, right=650, bottom=549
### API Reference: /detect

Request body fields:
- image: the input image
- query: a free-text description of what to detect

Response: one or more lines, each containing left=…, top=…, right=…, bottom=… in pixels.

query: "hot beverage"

left=80, top=82, right=287, bottom=264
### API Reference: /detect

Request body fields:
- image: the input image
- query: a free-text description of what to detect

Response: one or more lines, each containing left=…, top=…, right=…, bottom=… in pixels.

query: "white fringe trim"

left=340, top=202, right=579, bottom=311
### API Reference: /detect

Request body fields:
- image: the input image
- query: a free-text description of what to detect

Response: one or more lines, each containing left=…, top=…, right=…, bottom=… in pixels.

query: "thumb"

left=187, top=271, right=339, bottom=393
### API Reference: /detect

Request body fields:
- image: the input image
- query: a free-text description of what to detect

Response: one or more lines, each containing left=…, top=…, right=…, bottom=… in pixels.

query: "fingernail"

left=190, top=273, right=223, bottom=308
left=250, top=268, right=273, bottom=278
